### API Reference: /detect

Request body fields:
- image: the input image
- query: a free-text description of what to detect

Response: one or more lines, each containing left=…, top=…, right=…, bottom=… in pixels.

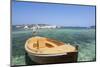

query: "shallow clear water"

left=11, top=28, right=96, bottom=65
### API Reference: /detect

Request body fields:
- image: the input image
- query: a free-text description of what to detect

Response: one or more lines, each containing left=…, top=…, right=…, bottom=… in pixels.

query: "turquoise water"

left=12, top=28, right=96, bottom=65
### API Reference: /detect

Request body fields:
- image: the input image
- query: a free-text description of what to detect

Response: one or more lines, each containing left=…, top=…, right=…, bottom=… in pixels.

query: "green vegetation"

left=12, top=28, right=96, bottom=65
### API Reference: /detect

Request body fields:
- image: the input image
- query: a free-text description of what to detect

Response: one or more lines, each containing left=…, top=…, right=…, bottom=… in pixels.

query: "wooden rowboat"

left=25, top=36, right=78, bottom=64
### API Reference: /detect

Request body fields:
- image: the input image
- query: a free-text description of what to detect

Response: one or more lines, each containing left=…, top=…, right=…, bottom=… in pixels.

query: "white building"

left=23, top=25, right=57, bottom=30
left=24, top=26, right=29, bottom=29
left=16, top=25, right=22, bottom=28
left=38, top=25, right=57, bottom=29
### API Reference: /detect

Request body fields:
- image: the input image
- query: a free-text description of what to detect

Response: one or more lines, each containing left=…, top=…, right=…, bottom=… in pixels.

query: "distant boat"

left=32, top=25, right=39, bottom=34
left=25, top=36, right=78, bottom=64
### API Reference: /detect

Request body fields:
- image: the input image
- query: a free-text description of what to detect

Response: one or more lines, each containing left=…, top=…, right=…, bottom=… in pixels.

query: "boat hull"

left=27, top=51, right=78, bottom=64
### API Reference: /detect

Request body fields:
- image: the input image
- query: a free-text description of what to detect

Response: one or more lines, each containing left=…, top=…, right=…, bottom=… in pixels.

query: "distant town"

left=12, top=24, right=95, bottom=30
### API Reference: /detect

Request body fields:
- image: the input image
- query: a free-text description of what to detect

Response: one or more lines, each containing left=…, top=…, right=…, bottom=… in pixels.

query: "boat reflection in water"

left=25, top=36, right=78, bottom=64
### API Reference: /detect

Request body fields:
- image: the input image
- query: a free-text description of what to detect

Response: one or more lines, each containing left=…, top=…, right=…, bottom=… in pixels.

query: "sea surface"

left=11, top=28, right=96, bottom=65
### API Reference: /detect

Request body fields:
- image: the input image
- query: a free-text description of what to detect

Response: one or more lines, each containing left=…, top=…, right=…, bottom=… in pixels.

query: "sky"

left=12, top=0, right=96, bottom=27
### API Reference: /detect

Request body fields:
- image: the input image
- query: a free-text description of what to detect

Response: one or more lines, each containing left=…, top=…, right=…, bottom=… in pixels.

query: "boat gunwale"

left=25, top=36, right=78, bottom=56
left=25, top=43, right=78, bottom=57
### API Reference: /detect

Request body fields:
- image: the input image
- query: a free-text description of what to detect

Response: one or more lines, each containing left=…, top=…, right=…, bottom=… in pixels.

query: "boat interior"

left=25, top=36, right=76, bottom=54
